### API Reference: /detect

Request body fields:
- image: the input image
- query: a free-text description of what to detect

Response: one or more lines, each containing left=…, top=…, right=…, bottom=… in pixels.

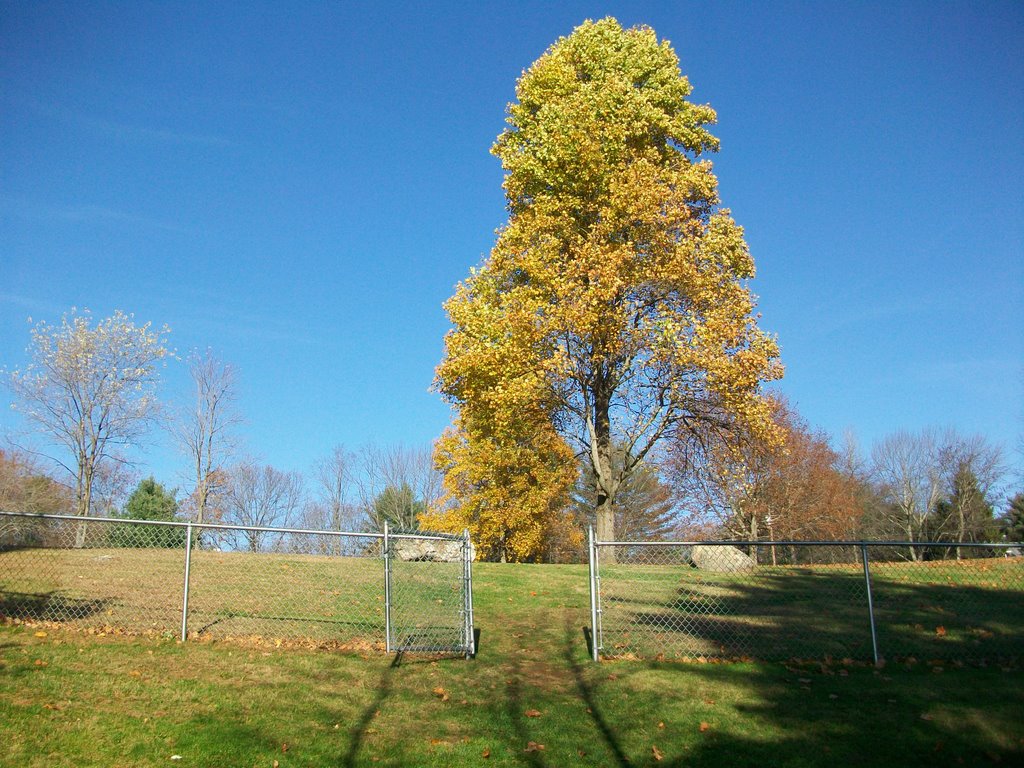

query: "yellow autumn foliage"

left=427, top=18, right=782, bottom=560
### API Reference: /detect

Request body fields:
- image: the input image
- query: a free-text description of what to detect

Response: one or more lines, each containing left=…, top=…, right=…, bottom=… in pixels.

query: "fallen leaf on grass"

left=935, top=626, right=947, bottom=637
left=34, top=660, right=48, bottom=667
left=433, top=687, right=450, bottom=702
left=699, top=722, right=710, bottom=732
left=281, top=743, right=289, bottom=753
left=920, top=713, right=934, bottom=721
left=524, top=709, right=542, bottom=718
left=657, top=722, right=665, bottom=729
left=34, top=631, right=47, bottom=638
left=525, top=742, right=545, bottom=752
left=652, top=745, right=664, bottom=761
left=481, top=748, right=491, bottom=758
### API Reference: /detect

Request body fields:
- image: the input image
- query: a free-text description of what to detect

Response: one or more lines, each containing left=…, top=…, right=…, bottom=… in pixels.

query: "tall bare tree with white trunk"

left=870, top=429, right=945, bottom=559
left=302, top=445, right=362, bottom=554
left=174, top=349, right=241, bottom=529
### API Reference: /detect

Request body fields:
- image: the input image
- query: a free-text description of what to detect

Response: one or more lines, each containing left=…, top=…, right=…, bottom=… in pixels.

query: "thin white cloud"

left=31, top=101, right=235, bottom=148
left=1, top=196, right=190, bottom=233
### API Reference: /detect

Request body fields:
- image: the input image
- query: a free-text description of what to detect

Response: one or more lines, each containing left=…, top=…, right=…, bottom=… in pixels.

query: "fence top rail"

left=593, top=538, right=1023, bottom=549
left=0, top=510, right=385, bottom=539
left=0, top=510, right=461, bottom=542
left=0, top=514, right=462, bottom=544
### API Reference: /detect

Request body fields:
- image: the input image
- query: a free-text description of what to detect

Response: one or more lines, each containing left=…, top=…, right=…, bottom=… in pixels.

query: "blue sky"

left=2, top=1, right=1022, bottom=491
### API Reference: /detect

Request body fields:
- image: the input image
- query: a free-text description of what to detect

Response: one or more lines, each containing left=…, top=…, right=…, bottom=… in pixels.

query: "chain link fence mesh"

left=591, top=538, right=1023, bottom=663
left=387, top=533, right=469, bottom=653
left=0, top=512, right=472, bottom=656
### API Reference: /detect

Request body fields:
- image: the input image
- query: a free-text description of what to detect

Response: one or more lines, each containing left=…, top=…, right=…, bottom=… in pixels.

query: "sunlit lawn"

left=2, top=561, right=1022, bottom=767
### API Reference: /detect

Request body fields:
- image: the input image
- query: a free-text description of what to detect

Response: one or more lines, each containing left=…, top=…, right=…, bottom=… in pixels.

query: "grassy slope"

left=2, top=562, right=1023, bottom=767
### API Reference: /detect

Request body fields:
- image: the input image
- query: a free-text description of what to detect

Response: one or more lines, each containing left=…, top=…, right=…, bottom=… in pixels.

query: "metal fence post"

left=861, top=543, right=880, bottom=665
left=463, top=528, right=475, bottom=658
left=383, top=521, right=392, bottom=654
left=180, top=522, right=193, bottom=642
left=588, top=526, right=600, bottom=661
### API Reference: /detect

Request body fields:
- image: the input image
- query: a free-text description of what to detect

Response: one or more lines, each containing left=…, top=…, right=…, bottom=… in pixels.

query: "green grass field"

left=2, top=557, right=1023, bottom=766
left=598, top=556, right=1024, bottom=661
left=0, top=546, right=464, bottom=651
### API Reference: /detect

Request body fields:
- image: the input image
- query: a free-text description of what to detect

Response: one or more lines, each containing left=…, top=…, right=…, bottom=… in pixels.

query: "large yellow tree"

left=430, top=18, right=782, bottom=561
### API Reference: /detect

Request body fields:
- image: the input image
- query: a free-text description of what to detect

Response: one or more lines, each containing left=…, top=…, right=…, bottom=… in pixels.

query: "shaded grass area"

left=599, top=558, right=1024, bottom=661
left=2, top=563, right=1023, bottom=767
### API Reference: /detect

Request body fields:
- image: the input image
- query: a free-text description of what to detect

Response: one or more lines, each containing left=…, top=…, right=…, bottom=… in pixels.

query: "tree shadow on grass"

left=592, top=659, right=1022, bottom=768
left=0, top=591, right=111, bottom=623
left=341, top=653, right=399, bottom=768
left=570, top=623, right=631, bottom=767
left=604, top=570, right=1024, bottom=663
left=502, top=654, right=548, bottom=768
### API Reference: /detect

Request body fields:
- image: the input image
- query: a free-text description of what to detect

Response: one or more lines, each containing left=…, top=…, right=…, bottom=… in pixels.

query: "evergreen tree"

left=1000, top=492, right=1024, bottom=542
left=116, top=477, right=184, bottom=548
left=371, top=483, right=423, bottom=532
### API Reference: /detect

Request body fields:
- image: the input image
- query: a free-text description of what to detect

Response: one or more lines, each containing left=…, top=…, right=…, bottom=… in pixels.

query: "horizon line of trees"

left=1, top=308, right=1021, bottom=562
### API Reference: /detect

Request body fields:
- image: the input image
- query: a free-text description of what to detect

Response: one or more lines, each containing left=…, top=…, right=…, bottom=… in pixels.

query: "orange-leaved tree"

left=428, top=18, right=781, bottom=561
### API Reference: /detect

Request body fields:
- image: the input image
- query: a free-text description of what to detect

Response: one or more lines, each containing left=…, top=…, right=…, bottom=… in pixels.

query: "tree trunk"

left=74, top=461, right=93, bottom=549
left=592, top=380, right=617, bottom=563
left=905, top=516, right=919, bottom=562
left=748, top=513, right=758, bottom=566
left=956, top=502, right=965, bottom=561
left=596, top=495, right=616, bottom=564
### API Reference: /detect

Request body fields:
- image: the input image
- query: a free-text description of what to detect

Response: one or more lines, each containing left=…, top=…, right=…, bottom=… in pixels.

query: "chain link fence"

left=0, top=511, right=474, bottom=657
left=588, top=530, right=1024, bottom=663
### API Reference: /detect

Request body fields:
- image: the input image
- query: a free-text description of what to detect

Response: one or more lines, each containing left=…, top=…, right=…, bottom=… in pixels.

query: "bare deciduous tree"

left=4, top=309, right=171, bottom=545
left=221, top=461, right=304, bottom=552
left=302, top=445, right=363, bottom=554
left=870, top=429, right=946, bottom=559
left=353, top=444, right=443, bottom=532
left=174, top=349, right=241, bottom=527
left=932, top=434, right=1005, bottom=558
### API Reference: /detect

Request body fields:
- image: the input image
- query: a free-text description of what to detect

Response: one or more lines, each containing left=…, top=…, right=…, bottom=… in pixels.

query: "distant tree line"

left=2, top=308, right=1020, bottom=562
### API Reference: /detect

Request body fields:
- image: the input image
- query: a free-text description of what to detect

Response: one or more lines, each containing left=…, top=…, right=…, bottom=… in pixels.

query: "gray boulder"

left=393, top=538, right=466, bottom=563
left=690, top=544, right=754, bottom=573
